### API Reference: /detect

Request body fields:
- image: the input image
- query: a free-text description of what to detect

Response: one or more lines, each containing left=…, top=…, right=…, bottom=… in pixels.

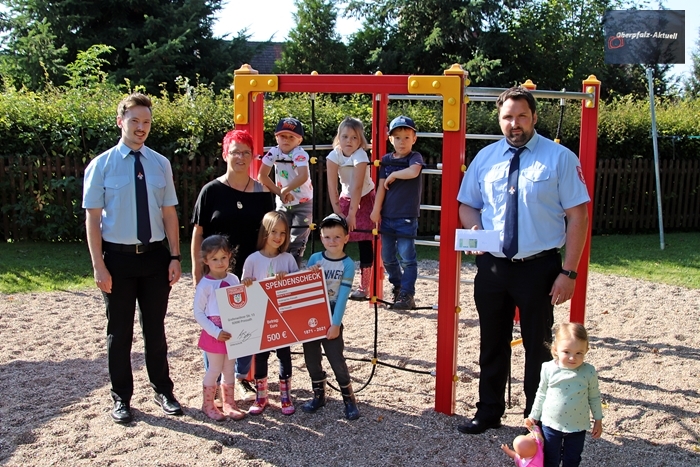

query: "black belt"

left=507, top=248, right=559, bottom=262
left=103, top=240, right=163, bottom=254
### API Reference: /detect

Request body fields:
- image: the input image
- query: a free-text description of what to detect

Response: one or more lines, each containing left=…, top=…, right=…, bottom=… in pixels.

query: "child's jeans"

left=278, top=201, right=312, bottom=266
left=542, top=425, right=586, bottom=467
left=380, top=217, right=418, bottom=295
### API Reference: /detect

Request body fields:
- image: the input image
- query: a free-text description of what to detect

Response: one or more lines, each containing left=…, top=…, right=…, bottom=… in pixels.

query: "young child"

left=258, top=117, right=313, bottom=267
left=370, top=115, right=424, bottom=310
left=528, top=323, right=603, bottom=467
left=326, top=117, right=376, bottom=300
left=301, top=213, right=360, bottom=420
left=501, top=420, right=544, bottom=467
left=193, top=235, right=246, bottom=421
left=241, top=211, right=299, bottom=415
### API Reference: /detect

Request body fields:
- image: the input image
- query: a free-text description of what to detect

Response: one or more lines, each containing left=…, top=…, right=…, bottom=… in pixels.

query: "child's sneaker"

left=237, top=379, right=256, bottom=402
left=392, top=291, right=415, bottom=310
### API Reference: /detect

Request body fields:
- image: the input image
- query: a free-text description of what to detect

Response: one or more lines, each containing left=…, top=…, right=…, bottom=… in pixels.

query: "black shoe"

left=457, top=417, right=502, bottom=434
left=154, top=393, right=183, bottom=416
left=111, top=401, right=132, bottom=424
left=392, top=291, right=415, bottom=310
left=391, top=286, right=400, bottom=303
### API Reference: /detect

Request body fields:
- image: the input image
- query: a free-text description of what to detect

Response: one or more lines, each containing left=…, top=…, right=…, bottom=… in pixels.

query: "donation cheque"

left=215, top=269, right=332, bottom=360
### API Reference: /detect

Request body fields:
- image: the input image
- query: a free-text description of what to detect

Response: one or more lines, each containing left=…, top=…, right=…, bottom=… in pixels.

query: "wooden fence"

left=593, top=158, right=700, bottom=232
left=1, top=155, right=699, bottom=241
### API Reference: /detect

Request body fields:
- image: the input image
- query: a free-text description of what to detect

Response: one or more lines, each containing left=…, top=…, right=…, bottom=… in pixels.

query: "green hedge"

left=1, top=82, right=699, bottom=242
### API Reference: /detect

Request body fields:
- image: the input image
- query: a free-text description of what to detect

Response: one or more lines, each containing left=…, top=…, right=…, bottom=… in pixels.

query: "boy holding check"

left=301, top=213, right=360, bottom=420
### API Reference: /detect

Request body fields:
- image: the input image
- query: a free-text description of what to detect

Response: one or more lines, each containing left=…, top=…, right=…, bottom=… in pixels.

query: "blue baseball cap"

left=275, top=117, right=304, bottom=139
left=389, top=115, right=417, bottom=134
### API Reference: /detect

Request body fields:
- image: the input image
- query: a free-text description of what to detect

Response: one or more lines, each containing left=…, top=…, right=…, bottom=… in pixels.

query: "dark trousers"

left=103, top=247, right=174, bottom=403
left=302, top=324, right=351, bottom=387
left=357, top=240, right=373, bottom=267
left=542, top=425, right=586, bottom=467
left=473, top=252, right=559, bottom=420
left=254, top=347, right=292, bottom=379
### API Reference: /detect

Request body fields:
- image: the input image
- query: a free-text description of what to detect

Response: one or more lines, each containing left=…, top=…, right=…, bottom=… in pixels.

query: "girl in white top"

left=326, top=117, right=376, bottom=300
left=193, top=235, right=246, bottom=421
left=241, top=211, right=299, bottom=415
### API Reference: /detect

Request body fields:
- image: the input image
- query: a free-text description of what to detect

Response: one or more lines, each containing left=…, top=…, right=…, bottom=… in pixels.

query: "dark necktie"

left=132, top=150, right=151, bottom=245
left=503, top=147, right=524, bottom=259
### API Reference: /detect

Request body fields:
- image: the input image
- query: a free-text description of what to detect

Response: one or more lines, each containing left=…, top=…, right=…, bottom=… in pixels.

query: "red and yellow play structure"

left=232, top=64, right=601, bottom=416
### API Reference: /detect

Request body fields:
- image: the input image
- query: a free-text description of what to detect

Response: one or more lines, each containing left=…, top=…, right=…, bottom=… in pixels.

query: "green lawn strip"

left=588, top=232, right=700, bottom=289
left=1, top=232, right=698, bottom=294
left=0, top=242, right=94, bottom=294
left=0, top=241, right=193, bottom=294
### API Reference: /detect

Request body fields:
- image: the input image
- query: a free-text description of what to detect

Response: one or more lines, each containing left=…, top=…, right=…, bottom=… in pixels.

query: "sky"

left=213, top=0, right=698, bottom=81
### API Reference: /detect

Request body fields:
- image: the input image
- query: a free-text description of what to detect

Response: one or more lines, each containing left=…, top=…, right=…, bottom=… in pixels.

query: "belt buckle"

left=136, top=244, right=145, bottom=254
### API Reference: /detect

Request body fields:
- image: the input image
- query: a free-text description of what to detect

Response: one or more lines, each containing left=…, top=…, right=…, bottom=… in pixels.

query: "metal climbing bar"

left=466, top=86, right=594, bottom=101
left=418, top=132, right=504, bottom=140
left=414, top=240, right=440, bottom=247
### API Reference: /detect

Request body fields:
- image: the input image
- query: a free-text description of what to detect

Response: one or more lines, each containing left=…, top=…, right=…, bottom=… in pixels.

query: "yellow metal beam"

left=233, top=64, right=278, bottom=125
left=407, top=64, right=466, bottom=132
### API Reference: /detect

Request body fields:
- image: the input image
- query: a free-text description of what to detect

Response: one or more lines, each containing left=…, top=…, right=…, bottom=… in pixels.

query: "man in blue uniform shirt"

left=456, top=86, right=590, bottom=434
left=83, top=93, right=183, bottom=424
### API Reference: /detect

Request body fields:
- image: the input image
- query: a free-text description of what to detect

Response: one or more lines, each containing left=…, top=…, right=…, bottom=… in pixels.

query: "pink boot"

left=350, top=267, right=371, bottom=300
left=248, top=377, right=269, bottom=415
left=221, top=383, right=246, bottom=420
left=214, top=384, right=223, bottom=408
left=202, top=385, right=225, bottom=421
left=279, top=377, right=295, bottom=415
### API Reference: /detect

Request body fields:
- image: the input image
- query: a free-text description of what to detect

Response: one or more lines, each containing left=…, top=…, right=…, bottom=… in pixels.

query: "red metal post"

left=570, top=76, right=601, bottom=324
left=434, top=67, right=467, bottom=415
left=371, top=90, right=389, bottom=303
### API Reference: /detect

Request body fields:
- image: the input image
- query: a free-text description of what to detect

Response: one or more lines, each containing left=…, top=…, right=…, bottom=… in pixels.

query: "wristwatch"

left=560, top=269, right=577, bottom=279
left=170, top=255, right=182, bottom=262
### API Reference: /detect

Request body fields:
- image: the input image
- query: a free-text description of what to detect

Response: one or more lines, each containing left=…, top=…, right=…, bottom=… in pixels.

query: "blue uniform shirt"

left=82, top=140, right=178, bottom=244
left=457, top=132, right=589, bottom=259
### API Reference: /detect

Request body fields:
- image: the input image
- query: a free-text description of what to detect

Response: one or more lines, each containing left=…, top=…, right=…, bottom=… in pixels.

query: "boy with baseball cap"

left=258, top=117, right=314, bottom=266
left=370, top=115, right=424, bottom=310
left=301, top=213, right=360, bottom=420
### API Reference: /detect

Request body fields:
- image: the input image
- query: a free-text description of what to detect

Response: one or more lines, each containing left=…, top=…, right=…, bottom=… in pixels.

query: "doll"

left=501, top=421, right=544, bottom=467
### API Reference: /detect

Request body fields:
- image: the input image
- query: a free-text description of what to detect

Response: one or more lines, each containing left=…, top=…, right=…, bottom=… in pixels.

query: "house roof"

left=245, top=42, right=284, bottom=74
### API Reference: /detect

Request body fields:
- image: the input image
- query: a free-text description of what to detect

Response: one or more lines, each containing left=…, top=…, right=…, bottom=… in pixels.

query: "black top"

left=192, top=179, right=274, bottom=277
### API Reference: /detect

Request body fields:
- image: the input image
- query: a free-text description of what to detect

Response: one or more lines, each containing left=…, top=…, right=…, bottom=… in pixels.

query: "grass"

left=1, top=232, right=698, bottom=294
left=0, top=242, right=192, bottom=295
left=588, top=232, right=700, bottom=289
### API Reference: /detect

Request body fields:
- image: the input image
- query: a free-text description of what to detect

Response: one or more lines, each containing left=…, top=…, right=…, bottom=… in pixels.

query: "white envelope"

left=454, top=229, right=502, bottom=253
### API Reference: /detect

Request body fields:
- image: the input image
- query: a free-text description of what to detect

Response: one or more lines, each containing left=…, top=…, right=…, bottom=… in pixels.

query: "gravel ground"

left=1, top=261, right=699, bottom=466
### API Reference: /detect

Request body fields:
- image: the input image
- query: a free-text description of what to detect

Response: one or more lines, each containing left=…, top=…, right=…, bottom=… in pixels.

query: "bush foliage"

left=1, top=79, right=699, bottom=242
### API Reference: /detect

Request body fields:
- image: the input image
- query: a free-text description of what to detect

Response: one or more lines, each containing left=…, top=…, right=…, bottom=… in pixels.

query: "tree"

left=0, top=16, right=67, bottom=90
left=276, top=0, right=349, bottom=74
left=345, top=0, right=520, bottom=75
left=477, top=0, right=675, bottom=98
left=0, top=0, right=256, bottom=92
left=683, top=31, right=700, bottom=98
left=342, top=0, right=673, bottom=98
